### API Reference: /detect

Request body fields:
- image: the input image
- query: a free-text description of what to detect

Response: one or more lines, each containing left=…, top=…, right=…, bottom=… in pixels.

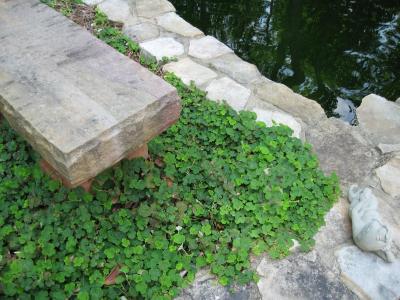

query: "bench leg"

left=126, top=144, right=149, bottom=160
left=40, top=160, right=93, bottom=192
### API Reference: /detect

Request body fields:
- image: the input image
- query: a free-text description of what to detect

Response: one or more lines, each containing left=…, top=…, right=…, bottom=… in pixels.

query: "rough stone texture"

left=97, top=0, right=135, bottom=24
left=0, top=0, right=180, bottom=186
left=163, top=58, right=217, bottom=87
left=140, top=37, right=184, bottom=61
left=136, top=0, right=175, bottom=19
left=306, top=118, right=378, bottom=190
left=396, top=97, right=400, bottom=104
left=336, top=246, right=400, bottom=300
left=375, top=156, right=400, bottom=198
left=357, top=94, right=400, bottom=145
left=206, top=77, right=251, bottom=111
left=123, top=22, right=160, bottom=42
left=257, top=252, right=357, bottom=300
left=157, top=12, right=203, bottom=37
left=178, top=269, right=261, bottom=300
left=252, top=108, right=302, bottom=139
left=82, top=0, right=104, bottom=5
left=189, top=36, right=234, bottom=60
left=209, top=54, right=261, bottom=84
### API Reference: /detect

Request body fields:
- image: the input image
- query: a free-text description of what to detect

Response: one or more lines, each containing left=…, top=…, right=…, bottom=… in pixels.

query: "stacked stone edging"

left=83, top=1, right=400, bottom=299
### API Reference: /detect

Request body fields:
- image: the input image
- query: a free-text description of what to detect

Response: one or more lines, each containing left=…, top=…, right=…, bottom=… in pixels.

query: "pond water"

left=170, top=0, right=400, bottom=124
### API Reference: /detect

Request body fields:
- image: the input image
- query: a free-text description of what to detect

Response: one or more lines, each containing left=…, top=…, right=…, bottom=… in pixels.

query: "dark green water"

left=170, top=0, right=400, bottom=123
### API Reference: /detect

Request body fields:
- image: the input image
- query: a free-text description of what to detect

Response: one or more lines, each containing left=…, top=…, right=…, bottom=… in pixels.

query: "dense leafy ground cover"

left=0, top=1, right=340, bottom=299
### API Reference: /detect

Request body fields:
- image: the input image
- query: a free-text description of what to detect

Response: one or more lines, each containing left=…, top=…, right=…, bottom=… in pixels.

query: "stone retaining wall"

left=84, top=1, right=400, bottom=299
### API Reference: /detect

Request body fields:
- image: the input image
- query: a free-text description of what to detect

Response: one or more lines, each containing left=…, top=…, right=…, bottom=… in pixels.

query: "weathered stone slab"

left=255, top=80, right=326, bottom=125
left=252, top=108, right=302, bottom=139
left=205, top=77, right=251, bottom=111
left=376, top=156, right=400, bottom=198
left=82, top=0, right=104, bottom=5
left=140, top=37, right=184, bottom=61
left=163, top=58, right=217, bottom=87
left=209, top=54, right=261, bottom=84
left=189, top=36, right=233, bottom=60
left=123, top=22, right=160, bottom=42
left=357, top=94, right=400, bottom=145
left=0, top=0, right=180, bottom=186
left=336, top=246, right=400, bottom=300
left=97, top=0, right=136, bottom=24
left=136, top=0, right=175, bottom=19
left=378, top=143, right=400, bottom=154
left=157, top=12, right=203, bottom=37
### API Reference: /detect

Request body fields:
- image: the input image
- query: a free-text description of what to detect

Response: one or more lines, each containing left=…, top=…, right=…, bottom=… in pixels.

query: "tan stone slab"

left=0, top=0, right=180, bottom=186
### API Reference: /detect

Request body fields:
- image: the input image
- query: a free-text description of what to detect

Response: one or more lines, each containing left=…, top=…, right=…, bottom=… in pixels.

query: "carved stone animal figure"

left=348, top=185, right=395, bottom=262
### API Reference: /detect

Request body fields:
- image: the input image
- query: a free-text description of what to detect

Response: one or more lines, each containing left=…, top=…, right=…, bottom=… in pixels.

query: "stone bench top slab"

left=0, top=0, right=180, bottom=186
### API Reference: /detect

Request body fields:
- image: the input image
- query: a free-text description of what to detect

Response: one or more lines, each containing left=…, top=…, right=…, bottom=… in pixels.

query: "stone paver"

left=337, top=246, right=400, bottom=300
left=252, top=108, right=302, bottom=139
left=157, top=12, right=203, bottom=37
left=0, top=0, right=180, bottom=186
left=209, top=54, right=261, bottom=84
left=163, top=58, right=217, bottom=87
left=378, top=143, right=400, bottom=154
left=97, top=0, right=135, bottom=24
left=123, top=22, right=160, bottom=42
left=140, top=37, right=184, bottom=61
left=189, top=36, right=233, bottom=60
left=255, top=81, right=326, bottom=125
left=375, top=156, right=400, bottom=198
left=205, top=77, right=251, bottom=111
left=357, top=94, right=400, bottom=145
left=136, top=0, right=175, bottom=19
left=82, top=0, right=104, bottom=5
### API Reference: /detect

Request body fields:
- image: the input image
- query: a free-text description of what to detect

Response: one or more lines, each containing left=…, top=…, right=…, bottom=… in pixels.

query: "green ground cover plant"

left=0, top=2, right=340, bottom=299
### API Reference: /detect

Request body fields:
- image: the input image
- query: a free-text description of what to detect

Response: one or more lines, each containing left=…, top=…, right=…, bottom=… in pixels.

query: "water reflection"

left=170, top=0, right=400, bottom=123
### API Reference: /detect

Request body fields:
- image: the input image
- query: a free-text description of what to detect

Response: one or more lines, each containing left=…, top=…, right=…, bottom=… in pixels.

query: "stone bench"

left=0, top=0, right=181, bottom=187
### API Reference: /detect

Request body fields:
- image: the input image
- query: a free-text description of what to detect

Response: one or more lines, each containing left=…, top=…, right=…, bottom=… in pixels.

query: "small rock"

left=357, top=94, right=400, bottom=145
left=375, top=155, right=400, bottom=198
left=163, top=58, right=217, bottom=87
left=396, top=97, right=400, bottom=104
left=140, top=37, right=184, bottom=61
left=123, top=22, right=160, bottom=42
left=157, top=12, right=203, bottom=37
left=205, top=77, right=251, bottom=111
left=82, top=0, right=104, bottom=5
left=336, top=246, right=400, bottom=300
left=97, top=0, right=134, bottom=24
left=252, top=108, right=302, bottom=139
left=209, top=54, right=261, bottom=84
left=189, top=36, right=233, bottom=60
left=136, top=0, right=175, bottom=19
left=255, top=80, right=326, bottom=125
left=377, top=143, right=400, bottom=154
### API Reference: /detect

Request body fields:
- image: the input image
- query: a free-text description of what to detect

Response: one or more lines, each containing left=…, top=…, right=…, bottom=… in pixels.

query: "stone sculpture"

left=348, top=185, right=395, bottom=262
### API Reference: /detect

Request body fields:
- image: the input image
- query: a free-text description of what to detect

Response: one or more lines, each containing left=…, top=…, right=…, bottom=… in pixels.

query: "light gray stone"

left=255, top=80, right=326, bottom=125
left=336, top=246, right=400, bottom=300
left=209, top=54, right=261, bottom=84
left=396, top=97, right=400, bottom=104
left=97, top=0, right=135, bottom=24
left=348, top=185, right=395, bottom=262
left=163, top=58, right=217, bottom=87
left=357, top=94, right=400, bottom=145
left=189, top=36, right=233, bottom=60
left=157, top=12, right=203, bottom=37
left=122, top=22, right=160, bottom=42
left=252, top=108, right=302, bottom=139
left=136, top=0, right=175, bottom=19
left=140, top=37, right=184, bottom=61
left=256, top=253, right=357, bottom=300
left=305, top=118, right=378, bottom=190
left=205, top=77, right=251, bottom=111
left=376, top=156, right=400, bottom=198
left=0, top=0, right=180, bottom=186
left=82, top=0, right=104, bottom=5
left=378, top=143, right=400, bottom=154
left=178, top=269, right=261, bottom=300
